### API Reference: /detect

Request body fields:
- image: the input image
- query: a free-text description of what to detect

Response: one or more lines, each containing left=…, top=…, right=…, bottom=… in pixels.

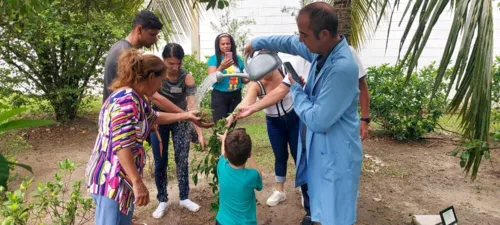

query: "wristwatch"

left=360, top=117, right=371, bottom=124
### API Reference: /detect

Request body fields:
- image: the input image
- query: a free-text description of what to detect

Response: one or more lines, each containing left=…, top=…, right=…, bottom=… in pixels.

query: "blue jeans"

left=150, top=121, right=191, bottom=202
left=265, top=110, right=300, bottom=183
left=92, top=194, right=134, bottom=225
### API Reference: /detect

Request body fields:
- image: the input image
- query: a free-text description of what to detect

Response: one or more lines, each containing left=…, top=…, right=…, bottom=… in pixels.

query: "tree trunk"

left=334, top=0, right=352, bottom=44
left=49, top=92, right=80, bottom=123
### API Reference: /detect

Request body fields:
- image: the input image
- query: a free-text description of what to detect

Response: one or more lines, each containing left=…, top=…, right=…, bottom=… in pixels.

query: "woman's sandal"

left=132, top=216, right=147, bottom=225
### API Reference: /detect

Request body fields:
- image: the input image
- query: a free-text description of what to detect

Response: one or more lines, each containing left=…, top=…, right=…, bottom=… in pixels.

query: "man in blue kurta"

left=244, top=2, right=363, bottom=225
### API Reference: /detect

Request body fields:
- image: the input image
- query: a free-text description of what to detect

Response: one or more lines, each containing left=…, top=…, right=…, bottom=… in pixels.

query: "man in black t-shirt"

left=102, top=10, right=162, bottom=102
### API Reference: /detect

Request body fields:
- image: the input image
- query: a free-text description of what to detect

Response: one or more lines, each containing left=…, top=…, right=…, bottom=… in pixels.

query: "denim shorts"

left=92, top=194, right=134, bottom=225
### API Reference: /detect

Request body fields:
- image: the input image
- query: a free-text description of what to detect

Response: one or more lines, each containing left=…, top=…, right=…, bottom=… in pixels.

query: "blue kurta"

left=252, top=35, right=363, bottom=225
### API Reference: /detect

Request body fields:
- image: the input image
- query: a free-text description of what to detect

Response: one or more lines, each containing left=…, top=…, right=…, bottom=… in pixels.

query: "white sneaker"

left=266, top=189, right=286, bottom=207
left=180, top=199, right=200, bottom=212
left=152, top=202, right=169, bottom=219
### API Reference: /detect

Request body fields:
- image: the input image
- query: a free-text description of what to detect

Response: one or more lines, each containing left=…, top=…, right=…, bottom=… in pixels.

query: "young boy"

left=216, top=128, right=263, bottom=225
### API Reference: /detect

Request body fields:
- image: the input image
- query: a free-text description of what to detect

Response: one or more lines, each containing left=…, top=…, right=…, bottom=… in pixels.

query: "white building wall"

left=178, top=0, right=500, bottom=70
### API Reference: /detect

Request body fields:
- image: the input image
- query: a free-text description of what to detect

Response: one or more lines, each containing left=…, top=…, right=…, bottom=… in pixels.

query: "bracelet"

left=360, top=117, right=371, bottom=124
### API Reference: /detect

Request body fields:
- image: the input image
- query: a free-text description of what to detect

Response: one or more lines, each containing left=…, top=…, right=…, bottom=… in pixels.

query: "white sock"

left=180, top=199, right=200, bottom=212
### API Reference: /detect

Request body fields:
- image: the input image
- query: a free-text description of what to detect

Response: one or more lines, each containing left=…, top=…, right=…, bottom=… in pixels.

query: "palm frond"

left=321, top=0, right=386, bottom=50
left=367, top=0, right=494, bottom=180
left=350, top=0, right=387, bottom=50
left=147, top=0, right=207, bottom=42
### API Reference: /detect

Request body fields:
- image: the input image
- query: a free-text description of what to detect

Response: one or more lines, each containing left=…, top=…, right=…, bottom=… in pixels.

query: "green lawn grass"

left=437, top=113, right=462, bottom=134
left=436, top=112, right=499, bottom=134
left=80, top=96, right=102, bottom=116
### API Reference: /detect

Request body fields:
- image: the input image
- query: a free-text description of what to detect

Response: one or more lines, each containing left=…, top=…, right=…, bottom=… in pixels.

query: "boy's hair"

left=224, top=129, right=252, bottom=166
left=132, top=10, right=163, bottom=30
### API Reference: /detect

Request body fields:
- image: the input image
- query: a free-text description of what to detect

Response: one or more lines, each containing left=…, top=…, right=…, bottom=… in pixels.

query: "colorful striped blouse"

left=85, top=88, right=158, bottom=214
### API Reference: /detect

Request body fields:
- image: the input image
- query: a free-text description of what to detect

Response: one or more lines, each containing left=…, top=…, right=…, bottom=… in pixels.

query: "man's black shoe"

left=301, top=215, right=313, bottom=225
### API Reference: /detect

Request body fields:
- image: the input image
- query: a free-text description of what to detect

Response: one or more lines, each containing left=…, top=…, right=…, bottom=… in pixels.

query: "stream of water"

left=195, top=73, right=218, bottom=109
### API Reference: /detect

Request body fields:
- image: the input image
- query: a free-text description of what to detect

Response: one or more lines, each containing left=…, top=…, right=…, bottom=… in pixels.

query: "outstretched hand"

left=185, top=111, right=200, bottom=121
left=192, top=119, right=214, bottom=128
left=187, top=111, right=214, bottom=128
left=236, top=105, right=255, bottom=119
left=217, top=129, right=229, bottom=155
left=216, top=129, right=228, bottom=143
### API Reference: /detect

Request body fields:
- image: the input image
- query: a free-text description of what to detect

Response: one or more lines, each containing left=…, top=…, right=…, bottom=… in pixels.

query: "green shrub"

left=0, top=159, right=93, bottom=225
left=183, top=53, right=212, bottom=109
left=183, top=53, right=208, bottom=85
left=366, top=63, right=449, bottom=140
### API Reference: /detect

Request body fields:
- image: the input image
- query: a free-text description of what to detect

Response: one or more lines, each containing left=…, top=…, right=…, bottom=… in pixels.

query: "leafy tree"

left=0, top=0, right=142, bottom=122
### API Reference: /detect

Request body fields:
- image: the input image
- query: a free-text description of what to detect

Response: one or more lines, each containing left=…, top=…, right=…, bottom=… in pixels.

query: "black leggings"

left=150, top=121, right=191, bottom=202
left=211, top=89, right=242, bottom=122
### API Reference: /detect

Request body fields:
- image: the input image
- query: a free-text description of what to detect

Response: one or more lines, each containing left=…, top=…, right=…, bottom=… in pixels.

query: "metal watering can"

left=215, top=51, right=282, bottom=82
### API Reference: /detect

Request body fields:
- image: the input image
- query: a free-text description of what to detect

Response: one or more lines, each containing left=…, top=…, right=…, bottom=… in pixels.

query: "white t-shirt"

left=282, top=46, right=367, bottom=85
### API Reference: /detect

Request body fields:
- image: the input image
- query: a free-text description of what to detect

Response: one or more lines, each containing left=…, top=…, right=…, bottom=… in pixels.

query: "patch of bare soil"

left=15, top=116, right=500, bottom=225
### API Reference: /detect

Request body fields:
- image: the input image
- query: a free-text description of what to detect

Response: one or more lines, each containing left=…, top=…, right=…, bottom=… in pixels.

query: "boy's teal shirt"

left=216, top=155, right=262, bottom=225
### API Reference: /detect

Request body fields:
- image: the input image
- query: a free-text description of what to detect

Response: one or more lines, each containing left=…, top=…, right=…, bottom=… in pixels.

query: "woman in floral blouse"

left=85, top=49, right=207, bottom=225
